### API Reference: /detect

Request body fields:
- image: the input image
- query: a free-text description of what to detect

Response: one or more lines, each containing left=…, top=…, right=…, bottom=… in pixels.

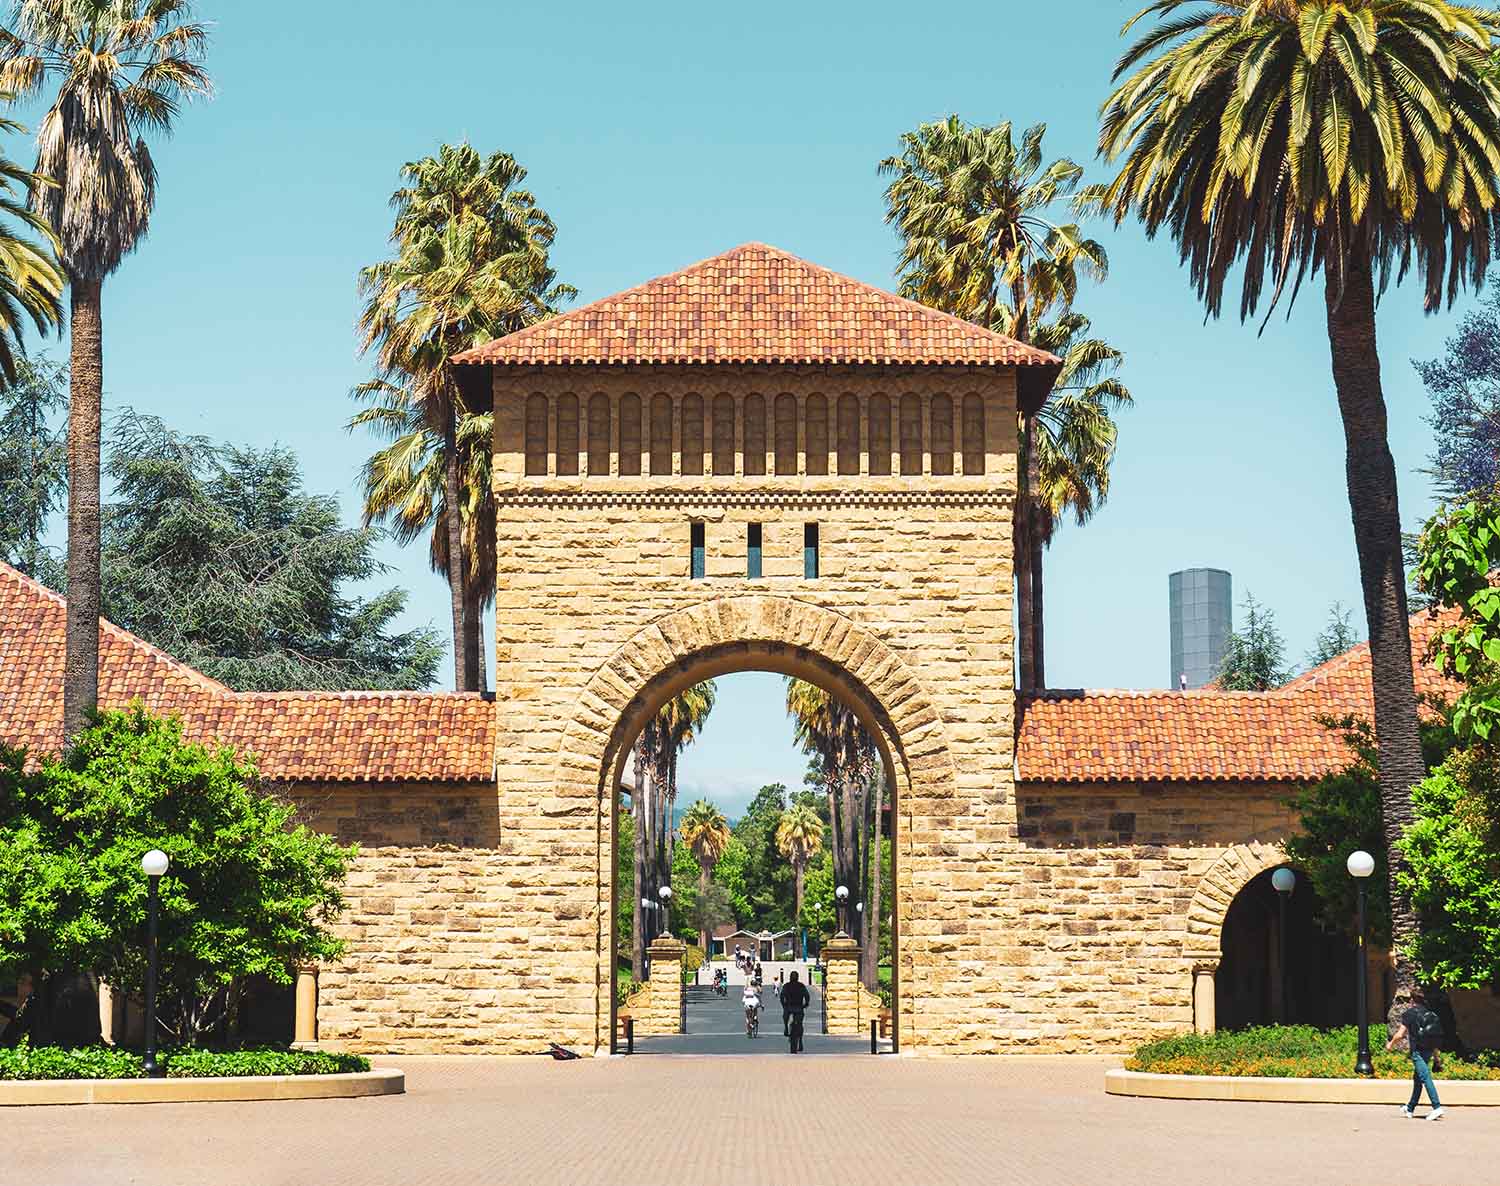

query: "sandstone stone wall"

left=294, top=782, right=512, bottom=1054
left=288, top=775, right=1310, bottom=1054
left=1004, top=781, right=1297, bottom=1051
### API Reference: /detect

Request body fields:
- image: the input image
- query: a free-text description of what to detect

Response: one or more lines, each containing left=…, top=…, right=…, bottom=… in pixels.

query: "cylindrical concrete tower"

left=1169, top=568, right=1232, bottom=689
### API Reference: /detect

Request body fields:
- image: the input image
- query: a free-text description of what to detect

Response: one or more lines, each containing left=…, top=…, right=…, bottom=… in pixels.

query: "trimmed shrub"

left=1127, top=1026, right=1500, bottom=1080
left=0, top=1040, right=369, bottom=1080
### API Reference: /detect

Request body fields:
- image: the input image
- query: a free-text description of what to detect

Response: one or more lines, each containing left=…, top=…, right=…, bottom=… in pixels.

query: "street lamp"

left=141, top=849, right=169, bottom=1078
left=1272, top=867, right=1295, bottom=1023
left=1347, top=849, right=1376, bottom=1076
left=834, top=885, right=850, bottom=936
left=658, top=885, right=672, bottom=938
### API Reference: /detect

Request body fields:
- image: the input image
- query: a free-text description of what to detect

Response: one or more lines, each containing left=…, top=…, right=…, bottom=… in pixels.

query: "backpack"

left=1413, top=1007, right=1444, bottom=1048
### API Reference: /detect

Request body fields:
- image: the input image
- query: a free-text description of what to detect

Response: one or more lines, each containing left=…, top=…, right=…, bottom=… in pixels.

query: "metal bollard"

left=870, top=1018, right=878, bottom=1054
left=625, top=1016, right=634, bottom=1055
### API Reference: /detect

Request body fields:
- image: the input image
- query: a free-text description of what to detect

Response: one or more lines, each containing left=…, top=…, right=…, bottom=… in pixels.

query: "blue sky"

left=23, top=1, right=1460, bottom=817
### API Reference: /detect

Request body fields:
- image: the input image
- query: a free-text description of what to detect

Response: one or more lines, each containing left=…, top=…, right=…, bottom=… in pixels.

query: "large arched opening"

left=601, top=638, right=905, bottom=1054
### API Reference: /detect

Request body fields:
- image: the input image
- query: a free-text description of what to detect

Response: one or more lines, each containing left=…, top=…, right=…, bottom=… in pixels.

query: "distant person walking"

left=781, top=970, right=811, bottom=1053
left=1387, top=989, right=1446, bottom=1121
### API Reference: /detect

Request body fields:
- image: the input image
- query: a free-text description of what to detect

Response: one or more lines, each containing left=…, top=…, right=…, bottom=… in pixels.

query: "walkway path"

left=633, top=983, right=872, bottom=1056
left=17, top=1057, right=1497, bottom=1186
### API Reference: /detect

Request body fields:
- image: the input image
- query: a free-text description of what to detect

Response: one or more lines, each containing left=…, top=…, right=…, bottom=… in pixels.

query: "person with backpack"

left=1386, top=988, right=1445, bottom=1121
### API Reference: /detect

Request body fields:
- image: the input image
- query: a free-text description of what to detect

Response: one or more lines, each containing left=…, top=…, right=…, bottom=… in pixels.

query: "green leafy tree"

left=1285, top=714, right=1455, bottom=947
left=0, top=705, right=353, bottom=1046
left=1216, top=593, right=1291, bottom=691
left=880, top=115, right=1108, bottom=692
left=1098, top=0, right=1500, bottom=997
left=1398, top=746, right=1500, bottom=988
left=0, top=0, right=210, bottom=740
left=355, top=143, right=571, bottom=691
left=1308, top=601, right=1361, bottom=668
left=99, top=412, right=442, bottom=691
left=0, top=355, right=66, bottom=581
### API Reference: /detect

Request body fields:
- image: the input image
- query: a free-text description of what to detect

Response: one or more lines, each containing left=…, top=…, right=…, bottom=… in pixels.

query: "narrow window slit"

left=690, top=522, right=706, bottom=580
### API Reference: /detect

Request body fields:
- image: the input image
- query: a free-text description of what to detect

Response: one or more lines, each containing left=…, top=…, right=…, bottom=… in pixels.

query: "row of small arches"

left=524, top=392, right=987, bottom=477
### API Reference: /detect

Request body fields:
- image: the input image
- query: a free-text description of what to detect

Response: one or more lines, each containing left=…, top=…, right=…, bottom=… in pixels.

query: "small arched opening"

left=1216, top=867, right=1359, bottom=1030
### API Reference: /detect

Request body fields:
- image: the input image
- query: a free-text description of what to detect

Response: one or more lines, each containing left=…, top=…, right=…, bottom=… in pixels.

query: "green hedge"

left=1127, top=1025, right=1500, bottom=1080
left=0, top=1041, right=370, bottom=1080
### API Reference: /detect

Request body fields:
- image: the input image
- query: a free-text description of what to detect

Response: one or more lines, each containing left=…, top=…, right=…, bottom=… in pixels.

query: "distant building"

left=1170, top=568, right=1232, bottom=689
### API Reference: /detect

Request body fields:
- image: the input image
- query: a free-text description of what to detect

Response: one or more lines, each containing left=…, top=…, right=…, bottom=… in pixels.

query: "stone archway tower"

left=453, top=243, right=1060, bottom=1054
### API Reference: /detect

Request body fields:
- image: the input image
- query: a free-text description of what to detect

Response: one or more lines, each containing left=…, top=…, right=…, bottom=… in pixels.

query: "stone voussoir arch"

left=558, top=593, right=956, bottom=803
left=1183, top=840, right=1290, bottom=963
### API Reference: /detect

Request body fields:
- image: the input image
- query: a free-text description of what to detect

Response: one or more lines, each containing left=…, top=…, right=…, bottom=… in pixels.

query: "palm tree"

left=1023, top=311, right=1132, bottom=675
left=1097, top=0, right=1500, bottom=994
left=775, top=802, right=824, bottom=935
left=679, top=799, right=731, bottom=953
left=357, top=144, right=570, bottom=690
left=880, top=117, right=1108, bottom=692
left=0, top=0, right=209, bottom=738
left=785, top=680, right=878, bottom=969
left=629, top=681, right=716, bottom=973
left=348, top=388, right=496, bottom=689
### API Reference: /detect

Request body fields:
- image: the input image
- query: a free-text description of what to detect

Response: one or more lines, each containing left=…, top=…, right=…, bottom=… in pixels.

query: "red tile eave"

left=0, top=561, right=494, bottom=784
left=2, top=556, right=1458, bottom=789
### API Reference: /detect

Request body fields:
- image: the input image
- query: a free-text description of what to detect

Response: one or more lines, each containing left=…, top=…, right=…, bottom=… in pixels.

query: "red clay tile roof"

left=1015, top=610, right=1457, bottom=783
left=452, top=242, right=1060, bottom=369
left=0, top=562, right=493, bottom=783
left=1, top=558, right=1459, bottom=788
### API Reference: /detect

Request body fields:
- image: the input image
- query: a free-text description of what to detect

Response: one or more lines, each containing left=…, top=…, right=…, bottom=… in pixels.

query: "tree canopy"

left=0, top=355, right=66, bottom=582
left=1216, top=592, right=1291, bottom=691
left=97, top=412, right=442, bottom=691
left=0, top=705, right=353, bottom=1045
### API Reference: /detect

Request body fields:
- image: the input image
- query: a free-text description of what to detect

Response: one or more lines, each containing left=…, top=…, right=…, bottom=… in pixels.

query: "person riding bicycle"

left=742, top=983, right=761, bottom=1037
left=781, top=970, right=811, bottom=1053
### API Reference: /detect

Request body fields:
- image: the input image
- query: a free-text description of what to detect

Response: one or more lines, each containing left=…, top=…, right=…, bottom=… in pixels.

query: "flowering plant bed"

left=0, top=1041, right=369, bottom=1080
left=1127, top=1026, right=1500, bottom=1080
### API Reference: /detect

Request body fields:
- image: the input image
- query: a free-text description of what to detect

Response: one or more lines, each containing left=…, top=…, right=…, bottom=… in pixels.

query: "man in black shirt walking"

left=1386, top=989, right=1445, bottom=1120
left=781, top=971, right=811, bottom=1053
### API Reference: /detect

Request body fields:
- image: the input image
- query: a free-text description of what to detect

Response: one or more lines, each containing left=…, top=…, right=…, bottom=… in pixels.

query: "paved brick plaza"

left=14, top=1057, right=1499, bottom=1186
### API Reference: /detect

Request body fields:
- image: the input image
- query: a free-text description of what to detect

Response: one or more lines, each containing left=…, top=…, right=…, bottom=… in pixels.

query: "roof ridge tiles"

left=452, top=241, right=1060, bottom=369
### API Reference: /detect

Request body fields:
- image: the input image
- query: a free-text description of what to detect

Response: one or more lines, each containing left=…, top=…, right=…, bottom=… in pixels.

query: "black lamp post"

left=658, top=884, right=672, bottom=938
left=834, top=884, right=849, bottom=936
left=141, top=849, right=169, bottom=1078
left=1347, top=849, right=1375, bottom=1076
left=1272, top=867, right=1295, bottom=1023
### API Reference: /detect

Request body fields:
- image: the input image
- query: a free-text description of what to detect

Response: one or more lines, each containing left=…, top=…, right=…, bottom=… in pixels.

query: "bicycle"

left=745, top=1005, right=759, bottom=1038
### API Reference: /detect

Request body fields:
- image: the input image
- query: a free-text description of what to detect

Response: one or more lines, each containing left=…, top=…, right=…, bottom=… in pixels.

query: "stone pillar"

left=292, top=964, right=320, bottom=1049
left=641, top=935, right=686, bottom=1036
left=97, top=981, right=115, bottom=1045
left=1193, top=963, right=1217, bottom=1035
left=822, top=934, right=862, bottom=1036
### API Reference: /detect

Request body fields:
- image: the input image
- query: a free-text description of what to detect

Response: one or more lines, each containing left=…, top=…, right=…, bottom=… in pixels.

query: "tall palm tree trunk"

left=631, top=740, right=647, bottom=979
left=862, top=777, right=885, bottom=990
left=1325, top=242, right=1425, bottom=998
left=443, top=408, right=471, bottom=692
left=465, top=582, right=485, bottom=693
left=698, top=863, right=711, bottom=954
left=1029, top=501, right=1046, bottom=690
left=793, top=861, right=805, bottom=930
left=62, top=277, right=103, bottom=741
left=1016, top=417, right=1038, bottom=694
